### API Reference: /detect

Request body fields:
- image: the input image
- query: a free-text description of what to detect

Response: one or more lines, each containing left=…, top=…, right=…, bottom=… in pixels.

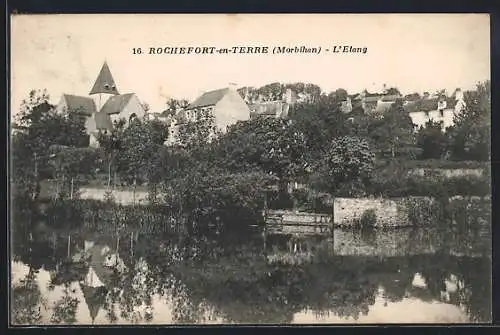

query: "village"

left=10, top=14, right=492, bottom=325
left=52, top=61, right=467, bottom=149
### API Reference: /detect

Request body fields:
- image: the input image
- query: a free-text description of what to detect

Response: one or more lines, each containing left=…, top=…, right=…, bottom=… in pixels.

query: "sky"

left=11, top=14, right=490, bottom=115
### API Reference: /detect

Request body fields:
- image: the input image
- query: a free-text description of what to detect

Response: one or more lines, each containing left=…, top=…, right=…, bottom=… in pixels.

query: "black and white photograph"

left=9, top=14, right=491, bottom=325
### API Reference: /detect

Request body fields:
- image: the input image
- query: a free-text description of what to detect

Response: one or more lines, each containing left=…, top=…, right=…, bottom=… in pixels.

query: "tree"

left=416, top=121, right=449, bottom=159
left=177, top=109, right=218, bottom=153
left=447, top=80, right=490, bottom=161
left=368, top=99, right=418, bottom=159
left=12, top=90, right=90, bottom=199
left=334, top=88, right=348, bottom=101
left=385, top=87, right=401, bottom=96
left=312, top=136, right=375, bottom=195
left=217, top=117, right=307, bottom=192
left=288, top=93, right=351, bottom=161
left=48, top=146, right=99, bottom=199
left=116, top=118, right=169, bottom=201
left=166, top=167, right=277, bottom=239
left=162, top=98, right=189, bottom=117
left=96, top=118, right=127, bottom=190
left=141, top=102, right=151, bottom=113
left=11, top=268, right=44, bottom=324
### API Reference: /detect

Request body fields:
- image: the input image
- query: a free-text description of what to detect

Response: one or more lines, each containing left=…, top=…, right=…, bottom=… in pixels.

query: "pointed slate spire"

left=89, top=61, right=119, bottom=95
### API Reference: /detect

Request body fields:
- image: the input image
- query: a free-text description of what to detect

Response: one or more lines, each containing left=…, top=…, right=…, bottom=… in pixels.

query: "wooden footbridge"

left=263, top=209, right=334, bottom=237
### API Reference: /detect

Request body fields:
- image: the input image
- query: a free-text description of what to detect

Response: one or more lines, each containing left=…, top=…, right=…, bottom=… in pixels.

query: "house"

left=184, top=84, right=250, bottom=131
left=166, top=84, right=250, bottom=145
left=406, top=90, right=465, bottom=131
left=56, top=61, right=146, bottom=148
left=352, top=91, right=401, bottom=115
left=249, top=88, right=298, bottom=119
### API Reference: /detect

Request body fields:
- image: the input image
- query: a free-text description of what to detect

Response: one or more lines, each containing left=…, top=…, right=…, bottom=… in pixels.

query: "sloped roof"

left=62, top=94, right=97, bottom=116
left=94, top=111, right=113, bottom=131
left=99, top=93, right=135, bottom=115
left=89, top=62, right=119, bottom=95
left=404, top=97, right=457, bottom=114
left=186, top=88, right=229, bottom=110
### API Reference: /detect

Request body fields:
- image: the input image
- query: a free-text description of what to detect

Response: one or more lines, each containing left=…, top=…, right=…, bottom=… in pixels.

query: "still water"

left=11, top=225, right=491, bottom=325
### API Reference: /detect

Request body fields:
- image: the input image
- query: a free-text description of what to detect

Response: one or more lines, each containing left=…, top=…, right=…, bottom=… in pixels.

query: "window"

left=439, top=110, right=444, bottom=117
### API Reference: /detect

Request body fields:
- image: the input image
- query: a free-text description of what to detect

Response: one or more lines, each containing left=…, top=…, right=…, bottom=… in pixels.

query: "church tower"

left=89, top=61, right=119, bottom=111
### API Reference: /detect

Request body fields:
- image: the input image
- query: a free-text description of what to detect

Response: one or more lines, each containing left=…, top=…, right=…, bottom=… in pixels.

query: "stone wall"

left=408, top=168, right=484, bottom=178
left=79, top=188, right=149, bottom=205
left=333, top=197, right=411, bottom=227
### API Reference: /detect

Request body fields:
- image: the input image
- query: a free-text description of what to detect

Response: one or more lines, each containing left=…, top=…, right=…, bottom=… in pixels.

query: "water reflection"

left=10, top=223, right=491, bottom=325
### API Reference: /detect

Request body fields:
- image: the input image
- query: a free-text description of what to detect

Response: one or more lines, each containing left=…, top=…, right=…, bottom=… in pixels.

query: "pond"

left=10, top=219, right=491, bottom=325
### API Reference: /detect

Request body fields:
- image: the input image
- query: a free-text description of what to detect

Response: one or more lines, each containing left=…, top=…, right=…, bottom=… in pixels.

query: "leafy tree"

left=177, top=109, right=218, bottom=153
left=216, top=117, right=307, bottom=192
left=11, top=268, right=44, bottom=325
left=50, top=283, right=79, bottom=324
left=48, top=146, right=99, bottom=198
left=162, top=98, right=189, bottom=117
left=141, top=102, right=151, bottom=113
left=404, top=92, right=421, bottom=102
left=288, top=93, right=351, bottom=161
left=258, top=82, right=283, bottom=101
left=12, top=90, right=89, bottom=199
left=367, top=99, right=418, bottom=159
left=96, top=118, right=126, bottom=190
left=312, top=136, right=375, bottom=195
left=166, top=167, right=277, bottom=239
left=447, top=80, right=490, bottom=161
left=334, top=88, right=348, bottom=101
left=117, top=118, right=169, bottom=185
left=416, top=121, right=449, bottom=159
left=385, top=87, right=401, bottom=96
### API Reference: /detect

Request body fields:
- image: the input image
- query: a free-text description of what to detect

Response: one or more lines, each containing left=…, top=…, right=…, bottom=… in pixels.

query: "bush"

left=268, top=191, right=294, bottom=210
left=367, top=162, right=490, bottom=197
left=359, top=209, right=377, bottom=228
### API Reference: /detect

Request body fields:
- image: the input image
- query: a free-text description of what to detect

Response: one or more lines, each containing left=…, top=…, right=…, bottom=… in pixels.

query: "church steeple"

left=89, top=61, right=119, bottom=96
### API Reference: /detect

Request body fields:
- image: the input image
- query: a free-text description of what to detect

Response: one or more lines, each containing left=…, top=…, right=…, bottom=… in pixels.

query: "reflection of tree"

left=11, top=268, right=45, bottom=324
left=454, top=257, right=491, bottom=323
left=50, top=283, right=80, bottom=324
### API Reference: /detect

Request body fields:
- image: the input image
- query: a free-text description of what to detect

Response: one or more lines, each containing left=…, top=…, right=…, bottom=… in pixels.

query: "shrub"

left=367, top=164, right=490, bottom=197
left=359, top=209, right=377, bottom=228
left=291, top=189, right=309, bottom=209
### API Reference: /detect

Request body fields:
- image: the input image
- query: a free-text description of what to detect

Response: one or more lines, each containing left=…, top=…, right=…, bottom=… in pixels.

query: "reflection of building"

left=56, top=62, right=146, bottom=148
left=80, top=284, right=108, bottom=324
left=78, top=241, right=127, bottom=324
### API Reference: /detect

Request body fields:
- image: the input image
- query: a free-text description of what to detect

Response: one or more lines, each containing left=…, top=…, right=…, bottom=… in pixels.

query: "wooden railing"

left=264, top=210, right=334, bottom=236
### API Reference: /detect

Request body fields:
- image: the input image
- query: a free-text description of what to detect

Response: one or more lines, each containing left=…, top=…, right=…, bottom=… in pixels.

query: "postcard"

left=10, top=13, right=491, bottom=325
